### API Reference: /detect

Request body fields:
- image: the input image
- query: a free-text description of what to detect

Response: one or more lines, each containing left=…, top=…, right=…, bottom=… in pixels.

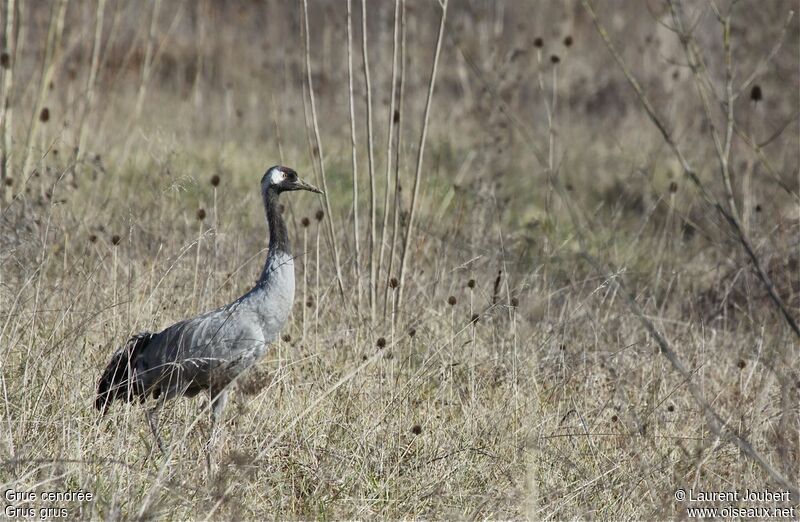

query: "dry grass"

left=1, top=1, right=798, bottom=520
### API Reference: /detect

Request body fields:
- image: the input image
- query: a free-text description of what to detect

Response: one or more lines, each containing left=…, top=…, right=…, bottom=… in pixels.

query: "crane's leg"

left=205, top=387, right=229, bottom=475
left=146, top=397, right=167, bottom=455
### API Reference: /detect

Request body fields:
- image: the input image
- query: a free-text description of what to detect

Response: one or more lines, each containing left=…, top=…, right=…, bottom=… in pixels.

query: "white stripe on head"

left=269, top=167, right=286, bottom=186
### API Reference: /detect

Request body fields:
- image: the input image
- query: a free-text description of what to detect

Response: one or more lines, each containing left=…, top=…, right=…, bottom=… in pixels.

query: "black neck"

left=264, top=187, right=290, bottom=257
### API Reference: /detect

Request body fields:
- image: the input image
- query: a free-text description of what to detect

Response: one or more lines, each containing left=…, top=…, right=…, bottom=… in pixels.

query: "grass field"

left=1, top=1, right=798, bottom=519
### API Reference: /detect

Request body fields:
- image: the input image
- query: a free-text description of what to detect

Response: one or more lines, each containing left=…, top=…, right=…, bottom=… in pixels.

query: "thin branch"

left=346, top=0, right=362, bottom=312
left=76, top=0, right=107, bottom=163
left=669, top=0, right=738, bottom=218
left=396, top=0, right=449, bottom=314
left=384, top=0, right=406, bottom=320
left=377, top=0, right=401, bottom=315
left=361, top=0, right=377, bottom=322
left=301, top=0, right=346, bottom=301
left=0, top=0, right=16, bottom=202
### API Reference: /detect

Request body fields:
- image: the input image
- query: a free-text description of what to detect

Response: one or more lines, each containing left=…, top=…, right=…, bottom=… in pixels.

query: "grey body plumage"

left=96, top=165, right=321, bottom=457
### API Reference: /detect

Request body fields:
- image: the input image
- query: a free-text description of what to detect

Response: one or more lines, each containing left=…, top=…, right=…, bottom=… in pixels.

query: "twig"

left=384, top=0, right=406, bottom=320
left=0, top=0, right=16, bottom=203
left=346, top=0, right=362, bottom=313
left=76, top=0, right=107, bottom=163
left=361, top=0, right=377, bottom=322
left=396, top=0, right=449, bottom=314
left=301, top=0, right=346, bottom=301
left=668, top=0, right=739, bottom=219
left=133, top=0, right=162, bottom=119
left=377, top=0, right=401, bottom=317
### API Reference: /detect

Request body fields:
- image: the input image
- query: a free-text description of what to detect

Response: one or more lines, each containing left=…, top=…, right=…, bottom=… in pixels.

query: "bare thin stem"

left=301, top=0, right=346, bottom=301
left=377, top=0, right=401, bottom=314
left=76, top=0, right=108, bottom=163
left=346, top=0, right=362, bottom=313
left=384, top=0, right=406, bottom=320
left=0, top=0, right=16, bottom=202
left=133, top=0, right=162, bottom=119
left=669, top=0, right=739, bottom=219
left=396, top=0, right=449, bottom=314
left=361, top=0, right=377, bottom=322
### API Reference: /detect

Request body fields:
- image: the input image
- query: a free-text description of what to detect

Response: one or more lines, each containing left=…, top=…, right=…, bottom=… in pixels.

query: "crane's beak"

left=296, top=178, right=323, bottom=194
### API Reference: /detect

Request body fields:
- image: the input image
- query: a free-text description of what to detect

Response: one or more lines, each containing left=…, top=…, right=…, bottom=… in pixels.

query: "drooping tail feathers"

left=95, top=332, right=154, bottom=414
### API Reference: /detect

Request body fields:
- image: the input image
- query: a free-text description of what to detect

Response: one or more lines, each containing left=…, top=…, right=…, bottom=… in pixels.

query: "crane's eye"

left=270, top=168, right=286, bottom=185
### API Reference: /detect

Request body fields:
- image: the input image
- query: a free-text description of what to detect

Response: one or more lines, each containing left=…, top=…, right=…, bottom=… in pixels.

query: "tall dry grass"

left=0, top=1, right=798, bottom=519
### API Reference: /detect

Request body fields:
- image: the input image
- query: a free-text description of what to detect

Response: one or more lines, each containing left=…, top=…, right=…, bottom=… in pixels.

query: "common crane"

left=96, top=166, right=321, bottom=461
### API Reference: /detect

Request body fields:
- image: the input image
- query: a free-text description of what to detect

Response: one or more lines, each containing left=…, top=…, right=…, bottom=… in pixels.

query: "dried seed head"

left=111, top=234, right=121, bottom=246
left=389, top=277, right=399, bottom=289
left=563, top=35, right=573, bottom=47
left=376, top=337, right=386, bottom=349
left=282, top=334, right=292, bottom=342
left=667, top=404, right=675, bottom=412
left=447, top=295, right=457, bottom=306
left=510, top=297, right=519, bottom=307
left=410, top=424, right=422, bottom=435
left=315, top=209, right=324, bottom=221
left=210, top=174, right=221, bottom=187
left=306, top=299, right=314, bottom=308
left=470, top=313, right=479, bottom=324
left=467, top=278, right=476, bottom=289
left=408, top=327, right=416, bottom=338
left=750, top=84, right=762, bottom=102
left=669, top=181, right=678, bottom=194
left=534, top=37, right=544, bottom=48
left=737, top=359, right=746, bottom=369
left=88, top=234, right=97, bottom=243
left=301, top=217, right=310, bottom=227
left=39, top=107, right=50, bottom=123
left=196, top=208, right=206, bottom=221
left=755, top=204, right=762, bottom=213
left=611, top=414, right=618, bottom=423
left=550, top=54, right=561, bottom=64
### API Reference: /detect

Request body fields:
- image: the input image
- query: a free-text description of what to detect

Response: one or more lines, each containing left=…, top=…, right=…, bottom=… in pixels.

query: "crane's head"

left=262, top=166, right=323, bottom=195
